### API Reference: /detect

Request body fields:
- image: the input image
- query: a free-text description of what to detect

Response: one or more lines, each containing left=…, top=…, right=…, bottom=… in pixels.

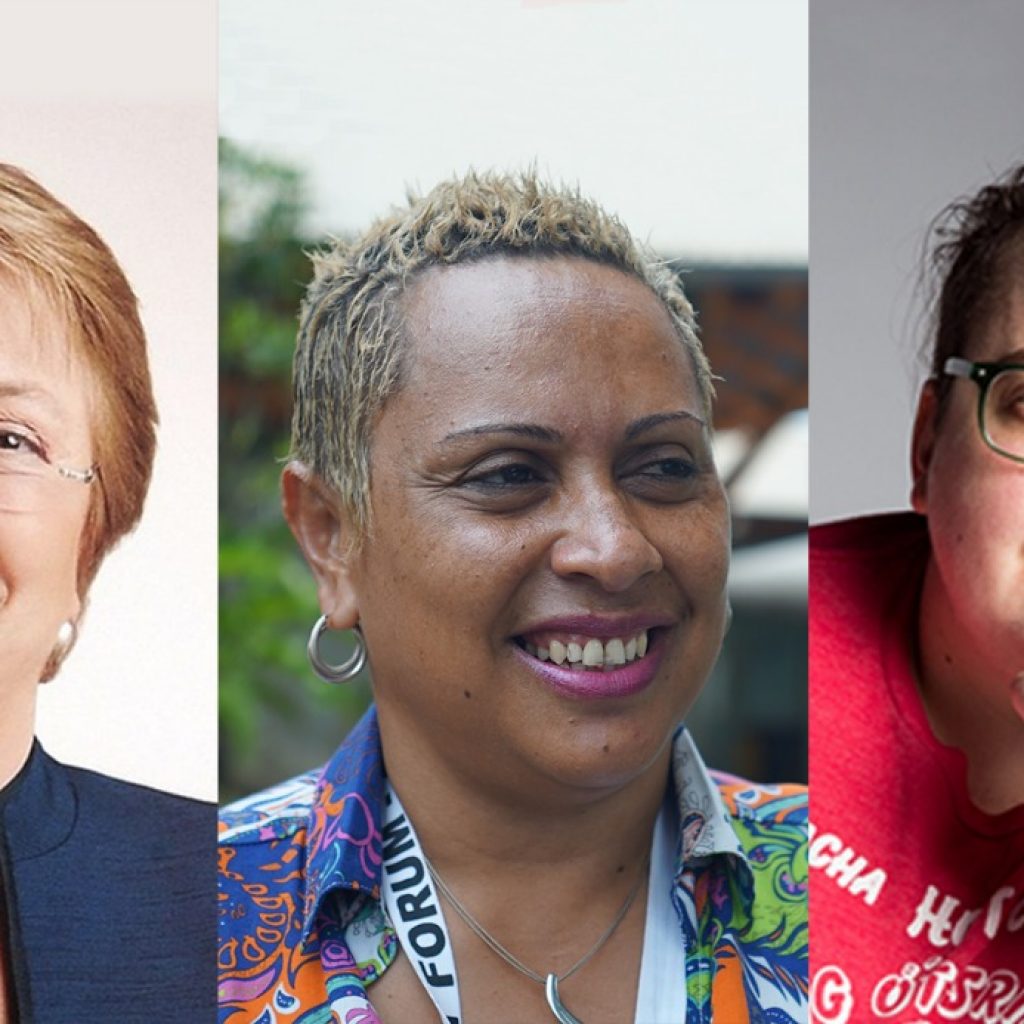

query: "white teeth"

left=582, top=638, right=604, bottom=667
left=522, top=630, right=651, bottom=670
left=605, top=638, right=626, bottom=665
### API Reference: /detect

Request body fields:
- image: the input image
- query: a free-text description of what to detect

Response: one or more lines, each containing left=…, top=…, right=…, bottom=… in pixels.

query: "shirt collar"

left=670, top=727, right=747, bottom=863
left=0, top=741, right=77, bottom=861
left=301, top=706, right=387, bottom=940
left=300, top=709, right=755, bottom=938
left=670, top=727, right=756, bottom=917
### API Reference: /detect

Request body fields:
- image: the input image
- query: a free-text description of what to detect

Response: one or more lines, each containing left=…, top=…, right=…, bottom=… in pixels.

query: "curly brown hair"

left=927, top=162, right=1024, bottom=403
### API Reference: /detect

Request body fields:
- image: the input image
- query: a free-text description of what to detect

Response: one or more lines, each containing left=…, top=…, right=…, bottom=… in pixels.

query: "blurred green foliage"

left=219, top=139, right=370, bottom=802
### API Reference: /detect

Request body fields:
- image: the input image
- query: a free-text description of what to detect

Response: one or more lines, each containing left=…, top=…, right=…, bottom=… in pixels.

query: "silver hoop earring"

left=307, top=615, right=366, bottom=684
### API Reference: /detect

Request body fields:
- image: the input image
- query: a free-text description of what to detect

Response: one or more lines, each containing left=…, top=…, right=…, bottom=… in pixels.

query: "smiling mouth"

left=514, top=629, right=653, bottom=671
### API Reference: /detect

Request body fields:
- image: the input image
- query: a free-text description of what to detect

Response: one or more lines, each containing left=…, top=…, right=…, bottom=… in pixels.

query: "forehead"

left=0, top=277, right=95, bottom=432
left=404, top=255, right=675, bottom=342
left=397, top=256, right=701, bottom=422
left=971, top=277, right=1024, bottom=362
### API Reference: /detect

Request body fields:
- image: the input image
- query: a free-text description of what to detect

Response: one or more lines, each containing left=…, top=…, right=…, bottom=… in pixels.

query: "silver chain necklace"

left=422, top=852, right=649, bottom=1024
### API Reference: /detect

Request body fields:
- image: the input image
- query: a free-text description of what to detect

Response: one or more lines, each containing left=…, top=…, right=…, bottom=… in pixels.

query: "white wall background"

left=2, top=0, right=217, bottom=800
left=220, top=0, right=808, bottom=264
left=810, top=0, right=1024, bottom=522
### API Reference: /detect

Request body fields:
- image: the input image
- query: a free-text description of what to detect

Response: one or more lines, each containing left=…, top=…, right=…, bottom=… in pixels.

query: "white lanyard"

left=381, top=782, right=686, bottom=1024
left=634, top=792, right=687, bottom=1024
left=381, top=784, right=462, bottom=1023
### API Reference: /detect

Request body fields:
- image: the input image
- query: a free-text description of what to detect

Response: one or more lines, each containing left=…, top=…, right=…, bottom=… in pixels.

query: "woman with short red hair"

left=0, top=165, right=212, bottom=1022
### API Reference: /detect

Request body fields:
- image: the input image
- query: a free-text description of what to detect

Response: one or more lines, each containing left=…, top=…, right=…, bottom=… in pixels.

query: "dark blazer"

left=0, top=743, right=214, bottom=1023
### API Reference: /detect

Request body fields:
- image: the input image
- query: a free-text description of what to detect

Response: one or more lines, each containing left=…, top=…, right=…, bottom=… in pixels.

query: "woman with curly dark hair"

left=811, top=165, right=1024, bottom=1017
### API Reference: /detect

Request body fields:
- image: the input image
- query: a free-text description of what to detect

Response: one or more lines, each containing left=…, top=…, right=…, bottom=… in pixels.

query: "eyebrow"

left=441, top=422, right=562, bottom=445
left=624, top=410, right=706, bottom=439
left=0, top=380, right=68, bottom=423
left=0, top=381, right=54, bottom=404
left=995, top=347, right=1024, bottom=364
left=440, top=410, right=705, bottom=446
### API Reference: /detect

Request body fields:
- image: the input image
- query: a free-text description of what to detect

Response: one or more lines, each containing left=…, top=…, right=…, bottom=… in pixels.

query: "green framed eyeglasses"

left=943, top=357, right=1024, bottom=464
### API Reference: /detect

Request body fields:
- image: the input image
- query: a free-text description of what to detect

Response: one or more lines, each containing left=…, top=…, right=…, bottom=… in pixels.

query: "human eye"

left=451, top=452, right=552, bottom=513
left=989, top=368, right=1024, bottom=419
left=623, top=447, right=703, bottom=501
left=0, top=425, right=48, bottom=467
left=462, top=459, right=547, bottom=490
left=636, top=456, right=697, bottom=480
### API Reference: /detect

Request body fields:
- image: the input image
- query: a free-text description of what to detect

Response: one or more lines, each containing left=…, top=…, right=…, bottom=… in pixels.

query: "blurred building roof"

left=686, top=266, right=808, bottom=436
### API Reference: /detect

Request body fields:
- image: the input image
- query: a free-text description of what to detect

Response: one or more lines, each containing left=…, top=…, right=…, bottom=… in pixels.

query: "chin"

left=520, top=698, right=683, bottom=795
left=996, top=619, right=1024, bottom=673
left=961, top=606, right=1024, bottom=686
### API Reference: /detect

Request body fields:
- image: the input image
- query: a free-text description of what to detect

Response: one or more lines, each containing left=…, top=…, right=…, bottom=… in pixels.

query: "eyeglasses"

left=0, top=430, right=97, bottom=512
left=943, top=357, right=1024, bottom=464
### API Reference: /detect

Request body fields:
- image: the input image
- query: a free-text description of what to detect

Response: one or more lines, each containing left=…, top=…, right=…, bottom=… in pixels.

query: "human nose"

left=549, top=486, right=663, bottom=593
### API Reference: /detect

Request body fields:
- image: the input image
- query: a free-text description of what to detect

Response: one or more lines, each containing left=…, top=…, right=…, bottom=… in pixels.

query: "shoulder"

left=67, top=764, right=213, bottom=821
left=9, top=758, right=214, bottom=1007
left=710, top=772, right=808, bottom=953
left=219, top=766, right=322, bottom=846
left=63, top=764, right=214, bottom=852
left=811, top=511, right=929, bottom=566
left=811, top=511, right=928, bottom=659
left=43, top=768, right=214, bottom=928
left=218, top=769, right=323, bottom=942
left=220, top=706, right=384, bottom=859
left=5, top=747, right=212, bottom=870
left=711, top=771, right=808, bottom=899
left=218, top=769, right=329, bottom=1011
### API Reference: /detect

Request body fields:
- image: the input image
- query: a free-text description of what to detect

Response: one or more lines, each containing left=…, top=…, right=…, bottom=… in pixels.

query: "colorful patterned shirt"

left=219, top=708, right=808, bottom=1023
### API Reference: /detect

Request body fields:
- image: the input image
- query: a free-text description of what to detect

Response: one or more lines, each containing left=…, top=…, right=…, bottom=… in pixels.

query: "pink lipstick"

left=511, top=613, right=672, bottom=700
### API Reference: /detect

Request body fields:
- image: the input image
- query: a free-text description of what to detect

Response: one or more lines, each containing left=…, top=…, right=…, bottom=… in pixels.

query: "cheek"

left=355, top=497, right=534, bottom=665
left=0, top=507, right=84, bottom=679
left=926, top=456, right=1024, bottom=625
left=0, top=510, right=82, bottom=599
left=661, top=498, right=731, bottom=590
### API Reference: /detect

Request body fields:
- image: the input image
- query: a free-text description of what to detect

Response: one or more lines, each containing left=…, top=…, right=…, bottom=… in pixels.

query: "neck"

left=377, top=704, right=667, bottom=906
left=0, top=682, right=35, bottom=791
left=917, top=559, right=1024, bottom=814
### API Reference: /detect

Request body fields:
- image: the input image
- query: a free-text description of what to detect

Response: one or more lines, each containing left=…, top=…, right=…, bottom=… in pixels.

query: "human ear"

left=909, top=380, right=939, bottom=514
left=281, top=461, right=360, bottom=630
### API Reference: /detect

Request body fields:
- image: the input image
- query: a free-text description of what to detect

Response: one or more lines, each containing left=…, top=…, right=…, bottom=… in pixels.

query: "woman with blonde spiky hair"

left=0, top=165, right=213, bottom=1021
left=219, top=172, right=808, bottom=1024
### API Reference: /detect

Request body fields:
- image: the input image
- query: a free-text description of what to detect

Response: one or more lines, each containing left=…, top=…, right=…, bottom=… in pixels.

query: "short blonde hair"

left=292, top=170, right=712, bottom=533
left=0, top=164, right=158, bottom=594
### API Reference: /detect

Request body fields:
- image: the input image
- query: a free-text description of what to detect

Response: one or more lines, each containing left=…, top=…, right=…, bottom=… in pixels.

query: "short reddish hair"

left=0, top=164, right=158, bottom=593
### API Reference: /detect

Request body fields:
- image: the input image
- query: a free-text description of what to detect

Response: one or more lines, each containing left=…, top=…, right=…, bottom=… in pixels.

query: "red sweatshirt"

left=810, top=513, right=1024, bottom=1024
